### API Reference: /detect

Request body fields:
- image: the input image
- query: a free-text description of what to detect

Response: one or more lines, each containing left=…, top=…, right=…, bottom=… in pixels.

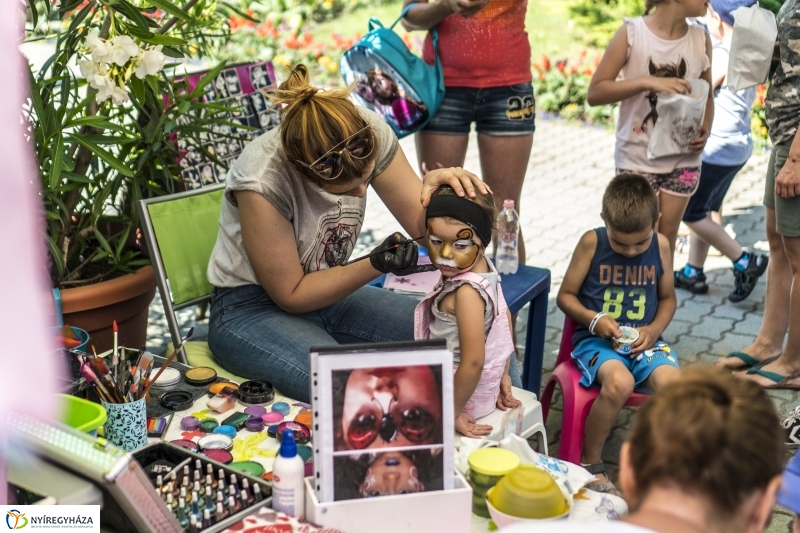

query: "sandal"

left=582, top=461, right=623, bottom=498
left=721, top=352, right=780, bottom=371
left=745, top=359, right=800, bottom=390
left=729, top=254, right=769, bottom=303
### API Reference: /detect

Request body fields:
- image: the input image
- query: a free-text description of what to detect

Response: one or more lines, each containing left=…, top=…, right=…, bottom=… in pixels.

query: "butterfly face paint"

left=426, top=219, right=482, bottom=275
left=359, top=452, right=425, bottom=497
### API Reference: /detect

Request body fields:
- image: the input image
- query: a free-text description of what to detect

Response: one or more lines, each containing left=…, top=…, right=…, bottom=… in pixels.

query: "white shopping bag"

left=646, top=78, right=709, bottom=160
left=727, top=4, right=778, bottom=93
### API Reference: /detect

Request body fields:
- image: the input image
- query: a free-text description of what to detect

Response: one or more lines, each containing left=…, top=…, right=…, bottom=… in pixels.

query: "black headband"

left=426, top=194, right=493, bottom=246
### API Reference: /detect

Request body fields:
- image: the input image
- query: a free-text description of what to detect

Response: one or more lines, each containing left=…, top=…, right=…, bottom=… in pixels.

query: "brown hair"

left=601, top=173, right=659, bottom=234
left=627, top=367, right=784, bottom=515
left=367, top=68, right=399, bottom=106
left=266, top=64, right=377, bottom=186
left=430, top=186, right=497, bottom=247
left=644, top=0, right=666, bottom=14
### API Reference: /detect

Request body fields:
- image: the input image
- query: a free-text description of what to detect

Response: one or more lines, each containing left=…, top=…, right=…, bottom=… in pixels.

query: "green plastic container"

left=58, top=394, right=107, bottom=435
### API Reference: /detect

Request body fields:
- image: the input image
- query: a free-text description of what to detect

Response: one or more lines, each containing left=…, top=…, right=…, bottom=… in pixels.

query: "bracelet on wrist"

left=589, top=312, right=606, bottom=336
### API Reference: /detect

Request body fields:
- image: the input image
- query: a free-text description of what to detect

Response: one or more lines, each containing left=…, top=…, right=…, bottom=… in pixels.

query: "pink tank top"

left=615, top=17, right=710, bottom=173
left=414, top=265, right=514, bottom=419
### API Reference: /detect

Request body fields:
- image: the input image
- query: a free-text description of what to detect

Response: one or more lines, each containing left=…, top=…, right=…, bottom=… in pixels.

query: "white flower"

left=93, top=74, right=116, bottom=103
left=110, top=84, right=130, bottom=105
left=134, top=45, right=166, bottom=79
left=108, top=35, right=140, bottom=66
left=86, top=30, right=112, bottom=64
left=78, top=59, right=106, bottom=81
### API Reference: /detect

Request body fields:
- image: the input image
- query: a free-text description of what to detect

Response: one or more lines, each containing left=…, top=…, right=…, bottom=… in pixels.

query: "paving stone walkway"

left=146, top=117, right=797, bottom=530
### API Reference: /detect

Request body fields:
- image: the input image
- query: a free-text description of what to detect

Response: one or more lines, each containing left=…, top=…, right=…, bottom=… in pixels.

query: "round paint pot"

left=202, top=449, right=233, bottom=465
left=261, top=411, right=284, bottom=424
left=294, top=411, right=312, bottom=428
left=244, top=405, right=266, bottom=417
left=236, top=380, right=275, bottom=406
left=213, top=425, right=237, bottom=438
left=180, top=416, right=200, bottom=431
left=185, top=367, right=218, bottom=386
left=160, top=390, right=194, bottom=412
left=229, top=461, right=265, bottom=478
left=271, top=402, right=290, bottom=416
left=170, top=439, right=199, bottom=452
left=245, top=417, right=265, bottom=433
left=297, top=444, right=313, bottom=462
left=208, top=382, right=239, bottom=397
left=267, top=424, right=280, bottom=439
left=275, top=421, right=311, bottom=445
left=151, top=367, right=182, bottom=388
left=199, top=418, right=219, bottom=433
left=198, top=434, right=233, bottom=451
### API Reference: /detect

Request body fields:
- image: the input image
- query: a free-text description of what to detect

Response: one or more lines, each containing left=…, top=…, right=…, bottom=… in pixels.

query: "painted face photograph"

left=333, top=449, right=444, bottom=501
left=333, top=366, right=443, bottom=451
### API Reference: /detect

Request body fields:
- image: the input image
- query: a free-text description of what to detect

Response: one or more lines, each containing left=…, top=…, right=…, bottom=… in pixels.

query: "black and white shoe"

left=729, top=254, right=769, bottom=303
left=782, top=405, right=800, bottom=447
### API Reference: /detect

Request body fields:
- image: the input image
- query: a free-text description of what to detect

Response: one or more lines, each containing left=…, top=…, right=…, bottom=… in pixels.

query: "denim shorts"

left=423, top=82, right=536, bottom=136
left=571, top=336, right=679, bottom=388
left=682, top=161, right=746, bottom=223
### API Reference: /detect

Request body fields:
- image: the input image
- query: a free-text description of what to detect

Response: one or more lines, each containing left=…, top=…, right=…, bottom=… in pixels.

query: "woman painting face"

left=426, top=218, right=482, bottom=276
left=359, top=452, right=424, bottom=497
left=341, top=366, right=442, bottom=450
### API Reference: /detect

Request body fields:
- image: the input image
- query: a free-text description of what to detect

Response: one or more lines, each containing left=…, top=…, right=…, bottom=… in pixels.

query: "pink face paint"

left=261, top=411, right=284, bottom=424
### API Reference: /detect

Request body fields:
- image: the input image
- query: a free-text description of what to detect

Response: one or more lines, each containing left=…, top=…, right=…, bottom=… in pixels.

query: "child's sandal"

left=583, top=461, right=624, bottom=498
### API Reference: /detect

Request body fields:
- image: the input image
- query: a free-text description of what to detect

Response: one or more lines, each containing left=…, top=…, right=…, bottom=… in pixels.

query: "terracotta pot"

left=61, top=266, right=157, bottom=353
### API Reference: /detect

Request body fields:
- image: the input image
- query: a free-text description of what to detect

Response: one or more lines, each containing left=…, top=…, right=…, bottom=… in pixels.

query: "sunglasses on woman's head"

left=297, top=126, right=375, bottom=181
left=347, top=397, right=437, bottom=449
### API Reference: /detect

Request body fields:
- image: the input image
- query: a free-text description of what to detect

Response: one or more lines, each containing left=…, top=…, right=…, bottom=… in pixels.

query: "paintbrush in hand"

left=345, top=236, right=425, bottom=266
left=137, top=327, right=194, bottom=400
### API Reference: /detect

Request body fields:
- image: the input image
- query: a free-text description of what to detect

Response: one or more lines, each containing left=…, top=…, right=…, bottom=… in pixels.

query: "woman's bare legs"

left=415, top=131, right=470, bottom=174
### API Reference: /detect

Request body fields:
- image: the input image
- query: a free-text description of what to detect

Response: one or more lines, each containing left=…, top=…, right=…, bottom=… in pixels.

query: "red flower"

left=541, top=53, right=551, bottom=71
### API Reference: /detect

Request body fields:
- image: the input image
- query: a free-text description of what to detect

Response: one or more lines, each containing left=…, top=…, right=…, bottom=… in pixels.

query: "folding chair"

left=137, top=184, right=245, bottom=381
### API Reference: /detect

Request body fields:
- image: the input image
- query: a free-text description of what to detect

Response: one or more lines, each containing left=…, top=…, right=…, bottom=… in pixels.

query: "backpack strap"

left=389, top=3, right=441, bottom=68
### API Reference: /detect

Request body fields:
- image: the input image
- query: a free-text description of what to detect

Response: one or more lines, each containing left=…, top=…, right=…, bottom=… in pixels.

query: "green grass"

left=308, top=0, right=602, bottom=61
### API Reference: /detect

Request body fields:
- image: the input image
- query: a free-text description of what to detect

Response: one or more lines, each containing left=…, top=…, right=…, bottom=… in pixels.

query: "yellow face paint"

left=426, top=220, right=482, bottom=275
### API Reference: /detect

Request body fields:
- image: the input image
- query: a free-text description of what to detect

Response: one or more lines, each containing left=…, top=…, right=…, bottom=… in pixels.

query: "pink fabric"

left=1, top=3, right=63, bottom=498
left=414, top=269, right=513, bottom=419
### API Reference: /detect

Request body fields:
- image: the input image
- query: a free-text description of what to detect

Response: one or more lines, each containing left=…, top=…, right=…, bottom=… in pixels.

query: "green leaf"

left=162, top=46, right=185, bottom=59
left=139, top=33, right=188, bottom=47
left=189, top=61, right=227, bottom=100
left=92, top=250, right=111, bottom=262
left=70, top=134, right=135, bottom=177
left=147, top=75, right=160, bottom=96
left=93, top=228, right=114, bottom=256
left=67, top=1, right=95, bottom=33
left=130, top=76, right=146, bottom=105
left=116, top=0, right=152, bottom=34
left=60, top=171, right=93, bottom=184
left=46, top=236, right=65, bottom=282
left=50, top=134, right=64, bottom=188
left=146, top=0, right=190, bottom=20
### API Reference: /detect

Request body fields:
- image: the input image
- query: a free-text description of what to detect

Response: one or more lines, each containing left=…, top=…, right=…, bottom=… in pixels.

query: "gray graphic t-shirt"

left=207, top=107, right=399, bottom=287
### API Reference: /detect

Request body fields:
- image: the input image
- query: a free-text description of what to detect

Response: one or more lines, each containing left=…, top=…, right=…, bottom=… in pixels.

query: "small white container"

left=612, top=326, right=639, bottom=356
left=272, top=428, right=305, bottom=518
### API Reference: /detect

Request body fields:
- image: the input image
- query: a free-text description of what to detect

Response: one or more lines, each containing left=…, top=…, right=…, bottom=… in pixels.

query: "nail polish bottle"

left=165, top=493, right=175, bottom=512
left=229, top=474, right=239, bottom=496
left=177, top=497, right=189, bottom=528
left=253, top=483, right=263, bottom=503
left=203, top=509, right=212, bottom=529
left=191, top=492, right=200, bottom=517
left=207, top=464, right=214, bottom=477
left=241, top=478, right=251, bottom=503
left=156, top=475, right=163, bottom=492
left=206, top=474, right=217, bottom=491
left=193, top=469, right=202, bottom=488
left=195, top=459, right=202, bottom=471
left=189, top=514, right=198, bottom=533
left=205, top=486, right=216, bottom=512
left=180, top=486, right=188, bottom=504
left=227, top=495, right=238, bottom=515
left=239, top=489, right=249, bottom=509
left=218, top=477, right=226, bottom=494
left=216, top=502, right=225, bottom=522
left=218, top=468, right=225, bottom=482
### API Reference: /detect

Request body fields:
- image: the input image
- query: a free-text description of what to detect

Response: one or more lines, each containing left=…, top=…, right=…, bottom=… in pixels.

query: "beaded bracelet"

left=589, top=312, right=607, bottom=336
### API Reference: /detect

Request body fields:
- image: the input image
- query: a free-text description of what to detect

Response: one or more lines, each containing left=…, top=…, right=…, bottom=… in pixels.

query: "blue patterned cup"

left=101, top=398, right=148, bottom=451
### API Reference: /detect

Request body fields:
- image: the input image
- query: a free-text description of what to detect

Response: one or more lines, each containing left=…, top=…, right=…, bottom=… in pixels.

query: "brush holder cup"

left=101, top=397, right=148, bottom=451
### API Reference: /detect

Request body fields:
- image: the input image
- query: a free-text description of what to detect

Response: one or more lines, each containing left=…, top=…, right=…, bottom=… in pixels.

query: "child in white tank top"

left=586, top=0, right=714, bottom=261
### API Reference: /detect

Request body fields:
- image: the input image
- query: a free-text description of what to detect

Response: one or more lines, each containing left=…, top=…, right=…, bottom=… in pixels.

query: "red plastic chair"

left=540, top=316, right=651, bottom=464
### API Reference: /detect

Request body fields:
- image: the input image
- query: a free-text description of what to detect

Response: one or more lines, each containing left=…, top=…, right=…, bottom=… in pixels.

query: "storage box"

left=304, top=471, right=472, bottom=533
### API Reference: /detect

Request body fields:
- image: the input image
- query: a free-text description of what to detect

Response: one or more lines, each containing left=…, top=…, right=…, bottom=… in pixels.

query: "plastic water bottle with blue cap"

left=272, top=429, right=305, bottom=518
left=497, top=200, right=519, bottom=275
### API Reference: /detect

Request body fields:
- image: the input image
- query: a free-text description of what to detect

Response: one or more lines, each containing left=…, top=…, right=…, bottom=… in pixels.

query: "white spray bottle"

left=272, top=428, right=305, bottom=518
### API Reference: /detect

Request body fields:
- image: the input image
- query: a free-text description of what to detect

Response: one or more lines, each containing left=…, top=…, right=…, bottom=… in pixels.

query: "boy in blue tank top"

left=557, top=173, right=680, bottom=496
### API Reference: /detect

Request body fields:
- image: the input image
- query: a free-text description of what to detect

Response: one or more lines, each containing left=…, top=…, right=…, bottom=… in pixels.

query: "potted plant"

left=25, top=0, right=239, bottom=351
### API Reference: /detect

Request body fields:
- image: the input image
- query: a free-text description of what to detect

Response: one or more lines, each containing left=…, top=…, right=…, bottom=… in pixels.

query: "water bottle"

left=497, top=199, right=519, bottom=274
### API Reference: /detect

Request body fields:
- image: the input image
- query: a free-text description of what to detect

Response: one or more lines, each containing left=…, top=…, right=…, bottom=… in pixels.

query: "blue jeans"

left=208, top=284, right=523, bottom=402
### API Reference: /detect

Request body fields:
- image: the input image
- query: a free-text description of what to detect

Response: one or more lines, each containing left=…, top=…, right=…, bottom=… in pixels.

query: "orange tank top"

left=422, top=0, right=531, bottom=88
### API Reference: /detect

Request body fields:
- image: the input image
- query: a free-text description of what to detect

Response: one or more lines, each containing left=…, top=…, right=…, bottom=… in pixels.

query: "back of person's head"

left=430, top=186, right=497, bottom=247
left=624, top=367, right=784, bottom=519
left=266, top=64, right=377, bottom=186
left=601, top=173, right=659, bottom=234
left=708, top=0, right=756, bottom=26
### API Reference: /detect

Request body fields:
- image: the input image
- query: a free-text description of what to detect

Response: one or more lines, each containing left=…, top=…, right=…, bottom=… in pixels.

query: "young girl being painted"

left=587, top=0, right=714, bottom=260
left=415, top=186, right=520, bottom=438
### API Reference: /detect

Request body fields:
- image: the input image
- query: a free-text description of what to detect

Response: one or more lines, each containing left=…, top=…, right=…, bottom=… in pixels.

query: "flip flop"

left=746, top=360, right=800, bottom=390
left=721, top=352, right=780, bottom=370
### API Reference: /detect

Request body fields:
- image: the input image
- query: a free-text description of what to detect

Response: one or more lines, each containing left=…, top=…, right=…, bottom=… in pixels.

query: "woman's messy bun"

left=627, top=367, right=784, bottom=515
left=266, top=64, right=376, bottom=185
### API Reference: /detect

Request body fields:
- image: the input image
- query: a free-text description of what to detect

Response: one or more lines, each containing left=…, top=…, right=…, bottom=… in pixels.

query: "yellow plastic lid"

left=468, top=448, right=520, bottom=476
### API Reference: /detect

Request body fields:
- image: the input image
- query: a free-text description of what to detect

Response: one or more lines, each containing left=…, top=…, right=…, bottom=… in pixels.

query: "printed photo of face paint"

left=332, top=448, right=444, bottom=502
left=334, top=366, right=443, bottom=451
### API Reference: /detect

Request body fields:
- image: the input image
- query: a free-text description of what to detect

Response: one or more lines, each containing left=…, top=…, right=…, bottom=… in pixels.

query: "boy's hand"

left=594, top=315, right=622, bottom=339
left=496, top=373, right=521, bottom=411
left=631, top=325, right=660, bottom=355
left=455, top=413, right=492, bottom=438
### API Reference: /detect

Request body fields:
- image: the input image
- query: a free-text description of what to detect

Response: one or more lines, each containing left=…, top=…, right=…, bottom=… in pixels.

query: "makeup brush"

left=80, top=363, right=112, bottom=402
left=345, top=236, right=426, bottom=266
left=138, top=327, right=194, bottom=400
left=112, top=320, right=118, bottom=371
left=89, top=357, right=124, bottom=403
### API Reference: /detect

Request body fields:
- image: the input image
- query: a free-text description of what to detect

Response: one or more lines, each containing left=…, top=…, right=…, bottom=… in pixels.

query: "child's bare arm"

left=453, top=283, right=487, bottom=415
left=631, top=234, right=677, bottom=353
left=587, top=24, right=692, bottom=106
left=496, top=309, right=521, bottom=410
left=689, top=33, right=715, bottom=155
left=557, top=231, right=622, bottom=339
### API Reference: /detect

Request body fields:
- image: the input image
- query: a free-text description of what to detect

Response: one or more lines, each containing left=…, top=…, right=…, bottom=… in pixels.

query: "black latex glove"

left=370, top=232, right=419, bottom=276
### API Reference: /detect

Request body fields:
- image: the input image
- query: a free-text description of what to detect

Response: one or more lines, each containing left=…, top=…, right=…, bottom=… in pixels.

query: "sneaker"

left=783, top=405, right=800, bottom=447
left=674, top=270, right=708, bottom=294
left=729, top=254, right=769, bottom=303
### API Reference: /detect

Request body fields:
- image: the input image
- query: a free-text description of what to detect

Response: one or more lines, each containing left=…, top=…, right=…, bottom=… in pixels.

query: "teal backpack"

left=340, top=3, right=444, bottom=138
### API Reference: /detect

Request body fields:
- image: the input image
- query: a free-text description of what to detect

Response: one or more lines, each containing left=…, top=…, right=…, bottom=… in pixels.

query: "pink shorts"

left=616, top=167, right=701, bottom=197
